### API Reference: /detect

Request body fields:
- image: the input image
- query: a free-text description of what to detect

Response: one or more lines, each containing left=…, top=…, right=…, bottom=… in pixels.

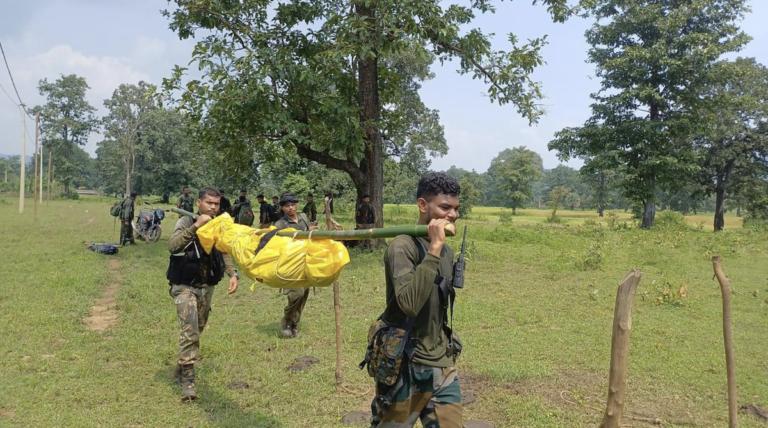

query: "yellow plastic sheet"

left=196, top=213, right=350, bottom=288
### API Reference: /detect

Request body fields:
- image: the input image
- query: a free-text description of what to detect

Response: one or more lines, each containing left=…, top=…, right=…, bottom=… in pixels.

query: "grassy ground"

left=0, top=196, right=766, bottom=427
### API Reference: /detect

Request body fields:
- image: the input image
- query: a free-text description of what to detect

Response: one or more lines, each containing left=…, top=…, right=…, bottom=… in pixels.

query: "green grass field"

left=1, top=196, right=766, bottom=427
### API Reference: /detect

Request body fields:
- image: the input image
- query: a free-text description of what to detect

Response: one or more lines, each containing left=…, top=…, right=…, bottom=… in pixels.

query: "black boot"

left=180, top=364, right=197, bottom=401
left=172, top=364, right=183, bottom=384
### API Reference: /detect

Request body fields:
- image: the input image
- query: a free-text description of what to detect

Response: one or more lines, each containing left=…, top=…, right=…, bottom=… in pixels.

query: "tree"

left=136, top=108, right=199, bottom=202
left=102, top=82, right=157, bottom=195
left=548, top=185, right=571, bottom=222
left=549, top=0, right=750, bottom=229
left=458, top=171, right=484, bottom=218
left=31, top=74, right=98, bottom=196
left=282, top=173, right=312, bottom=200
left=488, top=147, right=543, bottom=213
left=694, top=58, right=768, bottom=231
left=163, top=0, right=577, bottom=229
left=383, top=159, right=420, bottom=204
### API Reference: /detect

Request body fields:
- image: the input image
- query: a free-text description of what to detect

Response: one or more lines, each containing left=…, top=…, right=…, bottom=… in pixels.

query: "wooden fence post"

left=600, top=269, right=642, bottom=428
left=712, top=256, right=737, bottom=428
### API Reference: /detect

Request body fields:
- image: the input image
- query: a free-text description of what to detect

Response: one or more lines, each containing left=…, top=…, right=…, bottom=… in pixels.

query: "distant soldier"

left=364, top=172, right=463, bottom=428
left=356, top=194, right=376, bottom=250
left=167, top=186, right=239, bottom=401
left=231, top=189, right=254, bottom=226
left=271, top=196, right=280, bottom=224
left=274, top=192, right=317, bottom=338
left=219, top=189, right=232, bottom=216
left=257, top=194, right=271, bottom=228
left=120, top=191, right=137, bottom=245
left=303, top=193, right=318, bottom=223
left=176, top=187, right=194, bottom=213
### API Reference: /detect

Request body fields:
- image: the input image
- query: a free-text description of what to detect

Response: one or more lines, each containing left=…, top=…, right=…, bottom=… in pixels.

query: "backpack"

left=269, top=204, right=281, bottom=222
left=236, top=201, right=255, bottom=226
left=110, top=200, right=123, bottom=217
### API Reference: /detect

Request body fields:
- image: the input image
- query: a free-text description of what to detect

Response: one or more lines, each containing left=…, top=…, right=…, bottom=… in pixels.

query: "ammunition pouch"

left=359, top=317, right=415, bottom=387
left=167, top=239, right=225, bottom=287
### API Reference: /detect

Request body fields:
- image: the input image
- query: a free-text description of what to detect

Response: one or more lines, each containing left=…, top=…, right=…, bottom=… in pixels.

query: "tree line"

left=6, top=0, right=766, bottom=232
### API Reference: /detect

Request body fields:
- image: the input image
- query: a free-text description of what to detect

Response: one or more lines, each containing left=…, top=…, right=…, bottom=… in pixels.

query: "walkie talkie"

left=452, top=225, right=467, bottom=289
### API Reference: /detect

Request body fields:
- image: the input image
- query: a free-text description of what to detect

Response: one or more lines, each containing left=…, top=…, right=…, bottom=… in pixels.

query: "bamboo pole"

left=600, top=269, right=643, bottom=428
left=712, top=256, right=737, bottom=428
left=171, top=208, right=456, bottom=239
left=325, top=197, right=344, bottom=388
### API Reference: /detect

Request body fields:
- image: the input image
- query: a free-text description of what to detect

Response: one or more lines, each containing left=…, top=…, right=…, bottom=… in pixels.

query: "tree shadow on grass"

left=154, top=367, right=283, bottom=428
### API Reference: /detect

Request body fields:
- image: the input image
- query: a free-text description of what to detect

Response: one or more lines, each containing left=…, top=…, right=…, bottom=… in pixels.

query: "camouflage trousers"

left=120, top=221, right=134, bottom=245
left=170, top=284, right=214, bottom=365
left=370, top=364, right=462, bottom=428
left=284, top=287, right=310, bottom=326
left=358, top=223, right=376, bottom=250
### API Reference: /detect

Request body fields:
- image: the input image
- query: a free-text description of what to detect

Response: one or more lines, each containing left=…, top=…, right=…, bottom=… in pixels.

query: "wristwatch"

left=229, top=271, right=239, bottom=279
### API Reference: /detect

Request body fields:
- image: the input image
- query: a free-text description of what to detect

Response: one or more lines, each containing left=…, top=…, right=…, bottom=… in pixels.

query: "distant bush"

left=654, top=210, right=690, bottom=231
left=499, top=210, right=514, bottom=225
left=743, top=217, right=768, bottom=232
left=61, top=192, right=80, bottom=201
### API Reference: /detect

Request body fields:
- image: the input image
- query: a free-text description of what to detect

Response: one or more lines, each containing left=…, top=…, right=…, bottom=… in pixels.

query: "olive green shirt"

left=382, top=235, right=454, bottom=367
left=167, top=216, right=237, bottom=280
left=302, top=201, right=317, bottom=223
left=120, top=197, right=134, bottom=221
left=274, top=213, right=311, bottom=231
left=177, top=194, right=194, bottom=212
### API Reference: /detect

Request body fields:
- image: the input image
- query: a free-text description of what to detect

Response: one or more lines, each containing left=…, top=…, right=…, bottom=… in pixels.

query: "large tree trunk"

left=598, top=173, right=606, bottom=217
left=356, top=0, right=384, bottom=230
left=640, top=174, right=655, bottom=229
left=713, top=160, right=734, bottom=233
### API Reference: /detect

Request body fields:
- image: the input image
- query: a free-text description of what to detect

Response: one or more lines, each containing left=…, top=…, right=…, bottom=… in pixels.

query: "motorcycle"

left=132, top=202, right=167, bottom=243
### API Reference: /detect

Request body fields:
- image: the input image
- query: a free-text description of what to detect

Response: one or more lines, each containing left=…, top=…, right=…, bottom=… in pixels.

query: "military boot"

left=280, top=317, right=294, bottom=338
left=172, top=363, right=183, bottom=384
left=180, top=364, right=197, bottom=401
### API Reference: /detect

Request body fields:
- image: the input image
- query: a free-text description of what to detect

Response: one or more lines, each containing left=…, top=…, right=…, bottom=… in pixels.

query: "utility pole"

left=39, top=142, right=43, bottom=203
left=33, top=112, right=39, bottom=220
left=19, top=105, right=26, bottom=214
left=47, top=149, right=52, bottom=201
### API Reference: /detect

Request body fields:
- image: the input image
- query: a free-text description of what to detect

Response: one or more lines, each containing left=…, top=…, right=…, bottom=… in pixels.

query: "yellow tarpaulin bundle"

left=196, top=213, right=350, bottom=288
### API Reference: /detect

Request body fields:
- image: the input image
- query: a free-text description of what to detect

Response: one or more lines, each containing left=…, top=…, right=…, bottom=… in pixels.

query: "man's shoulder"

left=173, top=216, right=194, bottom=231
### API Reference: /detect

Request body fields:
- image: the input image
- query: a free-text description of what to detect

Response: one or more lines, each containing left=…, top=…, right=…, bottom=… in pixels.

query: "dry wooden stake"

left=325, top=197, right=344, bottom=387
left=712, top=255, right=737, bottom=428
left=600, top=269, right=642, bottom=428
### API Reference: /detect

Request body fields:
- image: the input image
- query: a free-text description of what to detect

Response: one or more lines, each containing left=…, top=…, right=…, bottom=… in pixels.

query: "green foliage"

left=498, top=210, right=514, bottom=226
left=30, top=74, right=98, bottom=196
left=162, top=0, right=578, bottom=224
left=547, top=186, right=570, bottom=223
left=654, top=210, right=691, bottom=232
left=574, top=240, right=603, bottom=271
left=642, top=280, right=689, bottom=307
left=488, top=147, right=543, bottom=212
left=549, top=0, right=751, bottom=229
left=281, top=173, right=311, bottom=199
left=458, top=172, right=483, bottom=218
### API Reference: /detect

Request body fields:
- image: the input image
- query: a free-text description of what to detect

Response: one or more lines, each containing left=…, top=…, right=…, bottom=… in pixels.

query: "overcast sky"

left=1, top=0, right=767, bottom=173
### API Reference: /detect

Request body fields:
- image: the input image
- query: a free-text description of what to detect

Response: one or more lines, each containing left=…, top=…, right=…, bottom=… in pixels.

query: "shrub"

left=654, top=210, right=690, bottom=231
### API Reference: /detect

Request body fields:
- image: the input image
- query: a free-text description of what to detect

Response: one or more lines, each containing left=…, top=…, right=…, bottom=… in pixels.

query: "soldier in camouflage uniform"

left=274, top=192, right=317, bottom=338
left=120, top=191, right=137, bottom=245
left=167, top=186, right=239, bottom=401
left=302, top=193, right=317, bottom=223
left=370, top=172, right=463, bottom=428
left=176, top=186, right=194, bottom=212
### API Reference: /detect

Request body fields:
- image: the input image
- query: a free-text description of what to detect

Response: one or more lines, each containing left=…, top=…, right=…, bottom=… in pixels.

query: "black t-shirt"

left=220, top=196, right=232, bottom=215
left=259, top=201, right=270, bottom=223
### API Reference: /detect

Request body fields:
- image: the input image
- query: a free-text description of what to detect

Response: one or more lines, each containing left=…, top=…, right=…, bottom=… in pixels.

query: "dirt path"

left=83, top=259, right=122, bottom=331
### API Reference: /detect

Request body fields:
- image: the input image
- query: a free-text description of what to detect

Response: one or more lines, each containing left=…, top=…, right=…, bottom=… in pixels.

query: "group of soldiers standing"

left=132, top=173, right=463, bottom=428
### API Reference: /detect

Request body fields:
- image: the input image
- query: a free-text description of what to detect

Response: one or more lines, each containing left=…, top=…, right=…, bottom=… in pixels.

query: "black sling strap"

left=410, top=236, right=457, bottom=357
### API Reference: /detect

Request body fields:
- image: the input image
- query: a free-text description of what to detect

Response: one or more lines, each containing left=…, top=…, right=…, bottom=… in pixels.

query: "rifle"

left=452, top=225, right=467, bottom=289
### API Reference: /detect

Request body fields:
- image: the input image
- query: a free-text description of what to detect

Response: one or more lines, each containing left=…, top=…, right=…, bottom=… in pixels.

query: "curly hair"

left=416, top=172, right=461, bottom=200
